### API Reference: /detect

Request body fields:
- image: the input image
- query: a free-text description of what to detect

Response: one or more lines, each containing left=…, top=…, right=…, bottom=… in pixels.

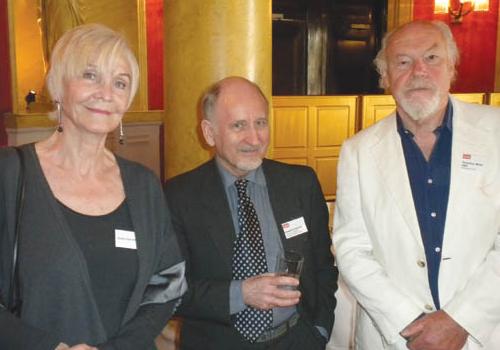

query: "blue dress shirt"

left=216, top=161, right=296, bottom=327
left=397, top=101, right=453, bottom=310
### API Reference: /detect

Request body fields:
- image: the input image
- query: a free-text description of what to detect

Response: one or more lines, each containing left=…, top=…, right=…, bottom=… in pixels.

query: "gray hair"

left=374, top=20, right=459, bottom=89
left=46, top=23, right=139, bottom=107
left=201, top=77, right=269, bottom=121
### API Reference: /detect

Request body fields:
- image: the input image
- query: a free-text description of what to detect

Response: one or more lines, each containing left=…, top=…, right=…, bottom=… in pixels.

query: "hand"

left=68, top=345, right=98, bottom=350
left=242, top=274, right=301, bottom=310
left=55, top=344, right=98, bottom=350
left=400, top=310, right=468, bottom=350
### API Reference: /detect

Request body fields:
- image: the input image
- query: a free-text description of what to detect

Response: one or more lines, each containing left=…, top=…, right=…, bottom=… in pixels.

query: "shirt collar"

left=396, top=98, right=453, bottom=137
left=215, top=158, right=267, bottom=190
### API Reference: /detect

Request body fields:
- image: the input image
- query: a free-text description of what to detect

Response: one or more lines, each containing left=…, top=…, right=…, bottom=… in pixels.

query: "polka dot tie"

left=232, top=179, right=272, bottom=342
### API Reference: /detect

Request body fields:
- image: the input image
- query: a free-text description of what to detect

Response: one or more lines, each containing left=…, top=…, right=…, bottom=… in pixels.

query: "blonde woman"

left=0, top=24, right=186, bottom=350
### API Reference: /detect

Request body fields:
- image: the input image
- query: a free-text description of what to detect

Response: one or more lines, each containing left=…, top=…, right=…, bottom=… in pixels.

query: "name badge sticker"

left=460, top=153, right=485, bottom=172
left=115, top=229, right=137, bottom=249
left=281, top=217, right=308, bottom=239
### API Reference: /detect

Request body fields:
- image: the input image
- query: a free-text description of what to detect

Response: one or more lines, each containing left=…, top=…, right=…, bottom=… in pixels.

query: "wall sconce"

left=25, top=90, right=36, bottom=110
left=434, top=0, right=489, bottom=23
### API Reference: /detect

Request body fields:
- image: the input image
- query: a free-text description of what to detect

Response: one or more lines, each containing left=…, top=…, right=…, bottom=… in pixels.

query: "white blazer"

left=333, top=97, right=500, bottom=349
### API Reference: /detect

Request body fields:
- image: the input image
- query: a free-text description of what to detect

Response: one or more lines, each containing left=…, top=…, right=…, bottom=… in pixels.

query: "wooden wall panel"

left=6, top=112, right=163, bottom=176
left=272, top=96, right=357, bottom=200
left=488, top=92, right=500, bottom=106
left=361, top=95, right=396, bottom=129
left=361, top=93, right=487, bottom=129
left=272, top=93, right=493, bottom=200
left=275, top=158, right=308, bottom=166
left=272, top=106, right=308, bottom=164
left=317, top=107, right=350, bottom=146
left=315, top=158, right=338, bottom=201
left=273, top=107, right=308, bottom=148
left=452, top=93, right=486, bottom=104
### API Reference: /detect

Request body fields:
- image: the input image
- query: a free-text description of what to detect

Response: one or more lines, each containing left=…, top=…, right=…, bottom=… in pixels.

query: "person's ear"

left=201, top=119, right=216, bottom=147
left=448, top=64, right=456, bottom=83
left=381, top=73, right=390, bottom=90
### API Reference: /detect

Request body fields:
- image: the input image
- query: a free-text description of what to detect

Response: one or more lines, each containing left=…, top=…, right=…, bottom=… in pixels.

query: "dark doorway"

left=272, top=0, right=387, bottom=95
left=272, top=0, right=308, bottom=95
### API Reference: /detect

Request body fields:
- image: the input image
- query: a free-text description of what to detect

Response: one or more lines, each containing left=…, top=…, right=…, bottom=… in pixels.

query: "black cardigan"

left=0, top=144, right=186, bottom=349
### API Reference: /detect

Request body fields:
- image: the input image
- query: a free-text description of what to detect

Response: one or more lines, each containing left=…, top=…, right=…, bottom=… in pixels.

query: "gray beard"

left=235, top=158, right=263, bottom=173
left=398, top=91, right=442, bottom=121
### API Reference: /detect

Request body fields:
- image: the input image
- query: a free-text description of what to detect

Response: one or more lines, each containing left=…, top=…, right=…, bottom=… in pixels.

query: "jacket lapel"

left=118, top=158, right=153, bottom=322
left=443, top=98, right=492, bottom=248
left=262, top=160, right=303, bottom=252
left=199, top=160, right=237, bottom=271
left=369, top=116, right=424, bottom=248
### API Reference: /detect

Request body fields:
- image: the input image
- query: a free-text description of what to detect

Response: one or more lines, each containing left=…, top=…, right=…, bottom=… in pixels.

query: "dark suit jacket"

left=165, top=158, right=337, bottom=349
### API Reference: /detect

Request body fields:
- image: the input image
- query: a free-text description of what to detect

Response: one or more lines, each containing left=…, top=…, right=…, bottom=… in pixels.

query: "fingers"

left=68, top=345, right=98, bottom=350
left=242, top=275, right=301, bottom=310
left=266, top=288, right=301, bottom=308
left=401, top=311, right=430, bottom=340
left=402, top=311, right=468, bottom=350
left=273, top=275, right=300, bottom=289
left=401, top=319, right=424, bottom=339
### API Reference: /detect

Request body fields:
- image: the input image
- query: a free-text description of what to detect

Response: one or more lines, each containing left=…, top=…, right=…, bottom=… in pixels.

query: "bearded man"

left=333, top=20, right=500, bottom=350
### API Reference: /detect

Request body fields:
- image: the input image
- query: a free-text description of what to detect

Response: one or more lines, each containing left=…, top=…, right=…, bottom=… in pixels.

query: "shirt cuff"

left=229, top=280, right=246, bottom=315
left=315, top=325, right=328, bottom=341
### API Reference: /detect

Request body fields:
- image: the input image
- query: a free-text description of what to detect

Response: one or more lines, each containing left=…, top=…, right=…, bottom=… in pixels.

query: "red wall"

left=413, top=0, right=499, bottom=92
left=146, top=0, right=164, bottom=110
left=0, top=0, right=11, bottom=146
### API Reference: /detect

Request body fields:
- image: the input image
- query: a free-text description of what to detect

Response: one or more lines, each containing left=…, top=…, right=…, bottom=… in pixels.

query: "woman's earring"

left=119, top=121, right=125, bottom=145
left=56, top=101, right=63, bottom=133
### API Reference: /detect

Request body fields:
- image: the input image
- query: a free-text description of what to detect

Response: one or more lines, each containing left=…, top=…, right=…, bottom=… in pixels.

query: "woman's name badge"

left=115, top=229, right=137, bottom=249
left=281, top=217, right=308, bottom=239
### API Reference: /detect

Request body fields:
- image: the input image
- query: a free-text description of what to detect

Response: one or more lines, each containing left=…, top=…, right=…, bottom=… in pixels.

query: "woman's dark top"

left=58, top=199, right=138, bottom=337
left=0, top=144, right=187, bottom=350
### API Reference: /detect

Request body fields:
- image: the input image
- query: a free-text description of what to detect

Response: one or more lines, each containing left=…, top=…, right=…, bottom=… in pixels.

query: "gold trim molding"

left=137, top=0, right=149, bottom=110
left=5, top=110, right=163, bottom=129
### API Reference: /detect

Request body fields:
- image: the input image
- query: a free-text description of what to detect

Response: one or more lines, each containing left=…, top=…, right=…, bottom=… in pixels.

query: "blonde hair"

left=374, top=20, right=459, bottom=89
left=46, top=23, right=139, bottom=107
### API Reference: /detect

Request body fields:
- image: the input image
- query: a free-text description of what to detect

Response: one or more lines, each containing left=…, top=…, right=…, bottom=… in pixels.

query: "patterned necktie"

left=232, top=179, right=272, bottom=342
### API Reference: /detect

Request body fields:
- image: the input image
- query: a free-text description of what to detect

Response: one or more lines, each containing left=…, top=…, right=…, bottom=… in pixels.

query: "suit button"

left=424, top=304, right=434, bottom=311
left=417, top=260, right=426, bottom=268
